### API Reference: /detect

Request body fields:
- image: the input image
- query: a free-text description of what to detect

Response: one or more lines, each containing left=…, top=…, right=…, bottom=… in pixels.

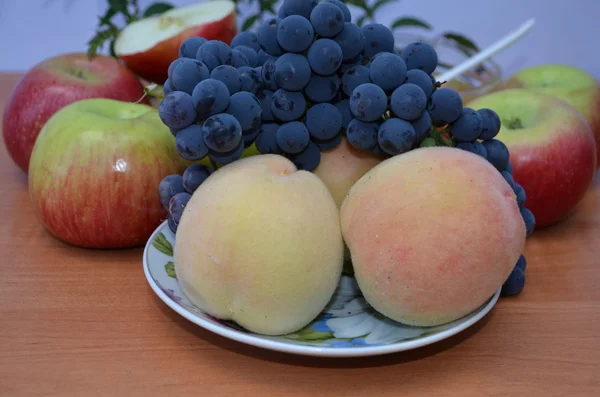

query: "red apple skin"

left=118, top=13, right=237, bottom=84
left=470, top=89, right=597, bottom=228
left=2, top=53, right=149, bottom=174
left=28, top=99, right=186, bottom=249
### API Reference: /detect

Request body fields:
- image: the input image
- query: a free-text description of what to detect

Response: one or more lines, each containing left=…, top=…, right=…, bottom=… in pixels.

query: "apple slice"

left=114, top=0, right=237, bottom=84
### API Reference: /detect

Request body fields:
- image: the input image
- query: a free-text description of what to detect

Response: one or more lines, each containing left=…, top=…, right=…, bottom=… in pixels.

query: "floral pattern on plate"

left=144, top=222, right=499, bottom=356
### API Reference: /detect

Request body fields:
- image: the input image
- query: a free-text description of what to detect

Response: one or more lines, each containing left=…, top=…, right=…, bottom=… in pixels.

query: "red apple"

left=28, top=98, right=188, bottom=249
left=497, top=64, right=600, bottom=167
left=469, top=88, right=597, bottom=228
left=114, top=0, right=237, bottom=84
left=2, top=53, right=149, bottom=174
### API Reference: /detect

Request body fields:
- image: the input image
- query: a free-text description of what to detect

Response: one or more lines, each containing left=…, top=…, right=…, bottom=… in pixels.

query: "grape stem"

left=437, top=18, right=536, bottom=83
left=209, top=157, right=219, bottom=172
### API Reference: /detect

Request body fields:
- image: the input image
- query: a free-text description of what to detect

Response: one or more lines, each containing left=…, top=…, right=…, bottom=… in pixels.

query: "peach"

left=340, top=147, right=526, bottom=327
left=174, top=154, right=344, bottom=335
left=314, top=138, right=384, bottom=209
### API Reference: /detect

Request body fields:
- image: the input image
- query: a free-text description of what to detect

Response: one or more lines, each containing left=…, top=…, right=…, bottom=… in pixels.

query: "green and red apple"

left=28, top=98, right=188, bottom=249
left=469, top=88, right=597, bottom=228
left=114, top=0, right=237, bottom=84
left=496, top=64, right=600, bottom=166
left=2, top=53, right=149, bottom=174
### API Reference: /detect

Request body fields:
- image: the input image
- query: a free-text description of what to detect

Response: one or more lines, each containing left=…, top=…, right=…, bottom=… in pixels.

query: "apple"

left=496, top=64, right=600, bottom=166
left=28, top=98, right=188, bottom=249
left=469, top=88, right=597, bottom=228
left=114, top=0, right=237, bottom=84
left=2, top=52, right=149, bottom=174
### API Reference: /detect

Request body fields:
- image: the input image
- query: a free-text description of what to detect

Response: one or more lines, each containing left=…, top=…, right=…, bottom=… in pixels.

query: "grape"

left=257, top=49, right=270, bottom=65
left=257, top=89, right=275, bottom=121
left=168, top=58, right=184, bottom=79
left=378, top=118, right=416, bottom=155
left=427, top=88, right=463, bottom=125
left=478, top=108, right=502, bottom=140
left=449, top=108, right=484, bottom=142
left=282, top=0, right=318, bottom=19
left=159, top=91, right=197, bottom=130
left=226, top=91, right=263, bottom=133
left=234, top=45, right=258, bottom=67
left=158, top=175, right=185, bottom=209
left=175, top=124, right=210, bottom=161
left=304, top=74, right=340, bottom=103
left=482, top=139, right=509, bottom=171
left=169, top=127, right=180, bottom=137
left=323, top=0, right=351, bottom=22
left=370, top=143, right=390, bottom=157
left=310, top=2, right=344, bottom=38
left=456, top=141, right=487, bottom=159
left=243, top=127, right=261, bottom=148
left=202, top=113, right=243, bottom=153
left=261, top=56, right=279, bottom=91
left=196, top=40, right=233, bottom=71
left=350, top=83, right=388, bottom=122
left=362, top=24, right=395, bottom=59
left=210, top=65, right=242, bottom=95
left=277, top=15, right=315, bottom=53
left=169, top=192, right=192, bottom=225
left=287, top=141, right=321, bottom=172
left=168, top=214, right=178, bottom=234
left=163, top=79, right=174, bottom=96
left=346, top=119, right=379, bottom=150
left=390, top=83, right=427, bottom=121
left=369, top=53, right=407, bottom=92
left=182, top=164, right=212, bottom=194
left=501, top=171, right=516, bottom=190
left=333, top=22, right=365, bottom=61
left=239, top=67, right=262, bottom=94
left=516, top=254, right=527, bottom=272
left=179, top=36, right=207, bottom=58
left=231, top=31, right=261, bottom=52
left=400, top=42, right=438, bottom=75
left=276, top=121, right=310, bottom=154
left=274, top=53, right=312, bottom=91
left=271, top=89, right=307, bottom=122
left=339, top=53, right=364, bottom=74
left=521, top=207, right=536, bottom=236
left=501, top=266, right=525, bottom=297
left=258, top=17, right=283, bottom=56
left=255, top=123, right=283, bottom=154
left=307, top=39, right=343, bottom=76
left=192, top=79, right=230, bottom=118
left=171, top=58, right=210, bottom=95
left=210, top=141, right=245, bottom=165
left=335, top=99, right=353, bottom=129
left=231, top=49, right=250, bottom=68
left=305, top=103, right=342, bottom=141
left=313, top=134, right=342, bottom=150
left=278, top=6, right=287, bottom=18
left=506, top=161, right=513, bottom=174
left=410, top=110, right=432, bottom=146
left=342, top=65, right=370, bottom=97
left=514, top=183, right=526, bottom=208
left=405, top=69, right=434, bottom=99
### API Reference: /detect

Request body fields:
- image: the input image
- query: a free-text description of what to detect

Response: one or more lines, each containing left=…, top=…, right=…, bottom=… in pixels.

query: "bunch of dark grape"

left=154, top=0, right=534, bottom=297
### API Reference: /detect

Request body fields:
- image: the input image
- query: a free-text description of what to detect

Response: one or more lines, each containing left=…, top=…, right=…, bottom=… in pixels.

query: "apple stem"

left=437, top=18, right=536, bottom=83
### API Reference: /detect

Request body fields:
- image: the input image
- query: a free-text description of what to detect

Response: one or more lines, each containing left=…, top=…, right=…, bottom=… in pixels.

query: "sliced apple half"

left=115, top=0, right=237, bottom=84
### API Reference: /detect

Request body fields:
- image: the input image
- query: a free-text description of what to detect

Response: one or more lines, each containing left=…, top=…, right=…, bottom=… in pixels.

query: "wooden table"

left=0, top=73, right=599, bottom=397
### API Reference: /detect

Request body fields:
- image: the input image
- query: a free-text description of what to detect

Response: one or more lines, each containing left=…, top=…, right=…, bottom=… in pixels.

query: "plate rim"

left=143, top=220, right=500, bottom=358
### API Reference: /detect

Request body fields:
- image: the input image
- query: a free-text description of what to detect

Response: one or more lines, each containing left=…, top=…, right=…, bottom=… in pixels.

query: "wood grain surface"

left=0, top=73, right=598, bottom=397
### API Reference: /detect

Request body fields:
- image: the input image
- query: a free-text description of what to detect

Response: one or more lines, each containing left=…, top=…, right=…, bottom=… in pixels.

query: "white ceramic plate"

left=143, top=221, right=499, bottom=358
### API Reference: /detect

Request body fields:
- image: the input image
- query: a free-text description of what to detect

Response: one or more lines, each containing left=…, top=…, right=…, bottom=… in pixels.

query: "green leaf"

left=291, top=325, right=334, bottom=342
left=391, top=17, right=432, bottom=30
left=143, top=2, right=174, bottom=17
left=443, top=32, right=479, bottom=53
left=165, top=262, right=176, bottom=278
left=152, top=232, right=174, bottom=256
left=420, top=137, right=437, bottom=148
left=108, top=0, right=129, bottom=14
left=87, top=27, right=119, bottom=58
left=99, top=8, right=118, bottom=26
left=242, top=14, right=259, bottom=31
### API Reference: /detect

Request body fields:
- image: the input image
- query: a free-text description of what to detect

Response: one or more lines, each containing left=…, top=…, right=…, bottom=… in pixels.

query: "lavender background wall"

left=0, top=0, right=598, bottom=79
